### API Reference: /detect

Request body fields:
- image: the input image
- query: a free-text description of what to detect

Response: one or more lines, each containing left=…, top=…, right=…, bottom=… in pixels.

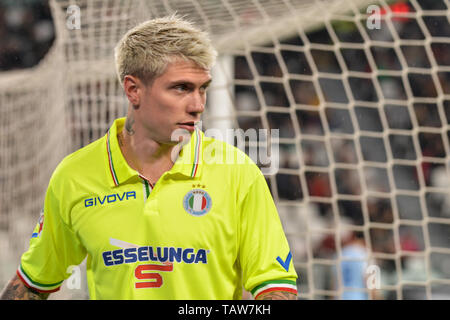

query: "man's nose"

left=188, top=91, right=205, bottom=114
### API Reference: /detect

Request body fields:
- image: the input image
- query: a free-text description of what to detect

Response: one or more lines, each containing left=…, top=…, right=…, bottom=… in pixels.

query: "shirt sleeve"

left=17, top=173, right=87, bottom=293
left=238, top=168, right=298, bottom=299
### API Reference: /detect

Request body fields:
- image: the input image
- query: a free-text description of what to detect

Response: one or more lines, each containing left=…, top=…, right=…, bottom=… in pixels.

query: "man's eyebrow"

left=201, top=79, right=212, bottom=87
left=169, top=79, right=212, bottom=87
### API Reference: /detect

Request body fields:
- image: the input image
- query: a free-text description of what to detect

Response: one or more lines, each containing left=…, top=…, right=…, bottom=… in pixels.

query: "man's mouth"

left=177, top=122, right=196, bottom=132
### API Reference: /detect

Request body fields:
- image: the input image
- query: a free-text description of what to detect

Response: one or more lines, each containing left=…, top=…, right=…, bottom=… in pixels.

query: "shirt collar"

left=170, top=127, right=203, bottom=179
left=105, top=117, right=203, bottom=187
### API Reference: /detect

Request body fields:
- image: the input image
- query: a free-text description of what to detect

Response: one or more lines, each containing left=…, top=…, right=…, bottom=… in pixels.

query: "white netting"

left=1, top=0, right=449, bottom=299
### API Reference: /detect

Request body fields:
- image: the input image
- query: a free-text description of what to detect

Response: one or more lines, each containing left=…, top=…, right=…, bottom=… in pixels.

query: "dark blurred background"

left=0, top=0, right=54, bottom=71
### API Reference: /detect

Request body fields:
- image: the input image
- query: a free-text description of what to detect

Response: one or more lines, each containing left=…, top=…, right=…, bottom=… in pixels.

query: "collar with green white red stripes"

left=105, top=118, right=203, bottom=188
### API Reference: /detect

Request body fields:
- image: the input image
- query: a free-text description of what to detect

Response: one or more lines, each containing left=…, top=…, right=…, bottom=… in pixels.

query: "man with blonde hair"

left=1, top=15, right=297, bottom=300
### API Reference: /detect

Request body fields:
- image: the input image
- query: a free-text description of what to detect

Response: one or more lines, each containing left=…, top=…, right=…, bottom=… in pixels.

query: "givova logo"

left=85, top=191, right=136, bottom=207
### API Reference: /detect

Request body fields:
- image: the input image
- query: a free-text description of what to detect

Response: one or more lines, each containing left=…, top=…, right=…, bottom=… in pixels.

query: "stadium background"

left=0, top=0, right=449, bottom=299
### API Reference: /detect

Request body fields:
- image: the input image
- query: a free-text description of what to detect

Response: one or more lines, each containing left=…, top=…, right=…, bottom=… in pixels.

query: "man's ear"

left=123, top=75, right=141, bottom=107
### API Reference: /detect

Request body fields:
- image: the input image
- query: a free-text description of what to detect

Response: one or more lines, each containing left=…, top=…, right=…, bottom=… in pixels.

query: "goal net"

left=0, top=0, right=449, bottom=300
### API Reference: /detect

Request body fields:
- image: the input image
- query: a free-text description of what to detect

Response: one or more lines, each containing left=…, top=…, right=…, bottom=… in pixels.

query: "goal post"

left=0, top=0, right=449, bottom=300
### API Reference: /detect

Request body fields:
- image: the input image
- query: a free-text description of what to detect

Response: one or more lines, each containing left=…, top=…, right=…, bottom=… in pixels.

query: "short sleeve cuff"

left=251, top=279, right=298, bottom=299
left=16, top=264, right=63, bottom=293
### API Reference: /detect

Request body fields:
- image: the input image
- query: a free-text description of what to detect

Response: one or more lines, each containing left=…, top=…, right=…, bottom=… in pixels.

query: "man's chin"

left=170, top=127, right=193, bottom=144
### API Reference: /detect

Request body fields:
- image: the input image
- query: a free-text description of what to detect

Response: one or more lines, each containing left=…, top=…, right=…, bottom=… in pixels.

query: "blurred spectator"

left=338, top=230, right=370, bottom=300
left=0, top=0, right=54, bottom=71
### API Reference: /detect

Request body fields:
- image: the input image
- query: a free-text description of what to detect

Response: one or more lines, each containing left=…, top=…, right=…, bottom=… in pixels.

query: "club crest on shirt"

left=183, top=186, right=212, bottom=217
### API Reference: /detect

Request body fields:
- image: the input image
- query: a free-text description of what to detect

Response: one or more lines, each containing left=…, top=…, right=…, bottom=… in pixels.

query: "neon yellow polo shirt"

left=18, top=117, right=297, bottom=299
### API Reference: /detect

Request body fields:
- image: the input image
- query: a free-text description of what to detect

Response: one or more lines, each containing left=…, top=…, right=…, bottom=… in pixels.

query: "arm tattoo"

left=256, top=291, right=297, bottom=300
left=0, top=274, right=49, bottom=300
left=125, top=114, right=135, bottom=135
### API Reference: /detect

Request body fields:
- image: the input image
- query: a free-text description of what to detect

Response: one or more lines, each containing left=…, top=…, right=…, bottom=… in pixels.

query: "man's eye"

left=174, top=85, right=188, bottom=92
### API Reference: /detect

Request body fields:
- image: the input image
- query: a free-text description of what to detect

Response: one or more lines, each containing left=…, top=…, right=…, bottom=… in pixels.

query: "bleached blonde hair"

left=114, top=14, right=217, bottom=86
